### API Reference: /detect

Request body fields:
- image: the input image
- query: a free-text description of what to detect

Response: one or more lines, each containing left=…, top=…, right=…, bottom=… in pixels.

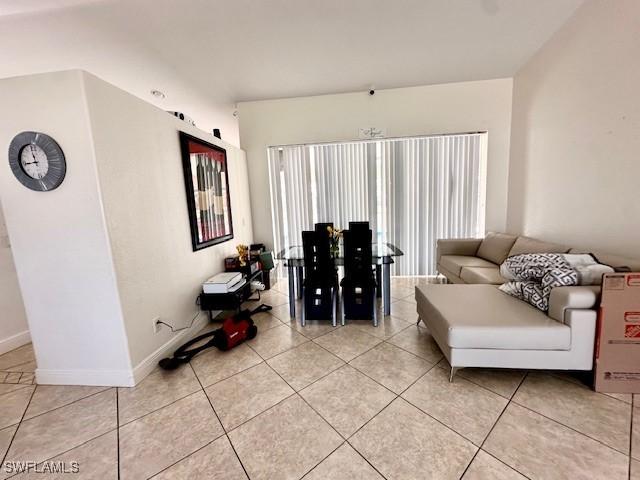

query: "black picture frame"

left=179, top=131, right=234, bottom=251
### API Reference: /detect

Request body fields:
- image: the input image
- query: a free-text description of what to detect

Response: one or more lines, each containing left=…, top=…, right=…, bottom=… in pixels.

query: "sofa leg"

left=416, top=316, right=421, bottom=326
left=449, top=367, right=458, bottom=383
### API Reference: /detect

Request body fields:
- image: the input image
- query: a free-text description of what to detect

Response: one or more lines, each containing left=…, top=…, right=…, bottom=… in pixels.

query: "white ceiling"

left=0, top=0, right=584, bottom=142
left=88, top=0, right=585, bottom=102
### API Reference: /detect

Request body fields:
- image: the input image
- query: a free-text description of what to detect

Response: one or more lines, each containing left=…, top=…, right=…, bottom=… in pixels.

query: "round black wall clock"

left=8, top=131, right=66, bottom=191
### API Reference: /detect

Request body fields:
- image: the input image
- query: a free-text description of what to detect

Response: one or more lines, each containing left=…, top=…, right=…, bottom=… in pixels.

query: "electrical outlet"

left=152, top=316, right=162, bottom=334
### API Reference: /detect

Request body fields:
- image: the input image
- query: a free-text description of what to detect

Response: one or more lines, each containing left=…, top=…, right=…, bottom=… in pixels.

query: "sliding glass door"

left=268, top=132, right=487, bottom=275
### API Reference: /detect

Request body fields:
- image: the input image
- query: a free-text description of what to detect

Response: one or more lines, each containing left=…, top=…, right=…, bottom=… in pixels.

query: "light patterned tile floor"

left=0, top=276, right=637, bottom=479
left=0, top=345, right=37, bottom=387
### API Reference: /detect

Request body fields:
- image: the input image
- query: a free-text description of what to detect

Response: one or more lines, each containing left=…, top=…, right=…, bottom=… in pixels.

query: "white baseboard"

left=131, top=313, right=213, bottom=385
left=36, top=368, right=136, bottom=387
left=0, top=330, right=31, bottom=356
left=34, top=313, right=214, bottom=387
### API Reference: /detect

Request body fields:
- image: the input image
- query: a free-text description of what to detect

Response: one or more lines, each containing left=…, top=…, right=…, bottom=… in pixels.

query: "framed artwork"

left=179, top=132, right=233, bottom=251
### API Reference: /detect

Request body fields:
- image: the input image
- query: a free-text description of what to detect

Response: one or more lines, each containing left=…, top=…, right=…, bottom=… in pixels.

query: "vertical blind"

left=268, top=133, right=487, bottom=275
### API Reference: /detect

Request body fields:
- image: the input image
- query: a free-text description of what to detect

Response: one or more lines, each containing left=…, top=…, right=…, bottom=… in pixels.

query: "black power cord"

left=155, top=296, right=202, bottom=333
left=157, top=311, right=201, bottom=333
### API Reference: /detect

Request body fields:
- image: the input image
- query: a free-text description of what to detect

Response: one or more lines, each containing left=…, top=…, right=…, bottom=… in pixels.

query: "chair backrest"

left=348, top=221, right=370, bottom=232
left=314, top=223, right=334, bottom=236
left=302, top=230, right=332, bottom=281
left=343, top=228, right=373, bottom=280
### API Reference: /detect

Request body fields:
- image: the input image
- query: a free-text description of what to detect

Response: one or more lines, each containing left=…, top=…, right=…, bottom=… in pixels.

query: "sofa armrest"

left=548, top=286, right=601, bottom=323
left=564, top=309, right=597, bottom=370
left=436, top=238, right=483, bottom=264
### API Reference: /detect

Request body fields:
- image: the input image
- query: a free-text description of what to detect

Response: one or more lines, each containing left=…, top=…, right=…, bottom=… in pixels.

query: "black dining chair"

left=348, top=221, right=378, bottom=279
left=301, top=230, right=338, bottom=326
left=340, top=228, right=378, bottom=326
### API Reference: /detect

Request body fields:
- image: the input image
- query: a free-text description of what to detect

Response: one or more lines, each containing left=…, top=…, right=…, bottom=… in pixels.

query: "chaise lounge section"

left=416, top=283, right=599, bottom=377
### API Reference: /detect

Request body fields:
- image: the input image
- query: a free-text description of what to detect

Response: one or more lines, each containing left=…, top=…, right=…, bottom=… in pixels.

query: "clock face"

left=8, top=132, right=66, bottom=191
left=20, top=144, right=49, bottom=179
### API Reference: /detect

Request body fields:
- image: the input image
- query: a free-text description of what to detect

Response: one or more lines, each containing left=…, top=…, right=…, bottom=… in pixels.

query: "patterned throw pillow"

left=499, top=277, right=576, bottom=311
left=499, top=281, right=546, bottom=310
left=498, top=254, right=580, bottom=311
left=500, top=253, right=571, bottom=282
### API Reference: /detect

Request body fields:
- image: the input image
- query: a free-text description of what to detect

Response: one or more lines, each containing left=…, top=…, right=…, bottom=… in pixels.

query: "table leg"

left=375, top=265, right=382, bottom=298
left=296, top=266, right=304, bottom=299
left=288, top=266, right=296, bottom=317
left=383, top=263, right=391, bottom=316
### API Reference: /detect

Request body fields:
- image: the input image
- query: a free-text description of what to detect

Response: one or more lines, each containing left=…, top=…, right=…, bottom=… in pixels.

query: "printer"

left=202, top=272, right=244, bottom=294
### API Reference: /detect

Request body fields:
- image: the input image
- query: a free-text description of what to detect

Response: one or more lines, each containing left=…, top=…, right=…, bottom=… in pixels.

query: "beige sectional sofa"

left=417, top=232, right=640, bottom=379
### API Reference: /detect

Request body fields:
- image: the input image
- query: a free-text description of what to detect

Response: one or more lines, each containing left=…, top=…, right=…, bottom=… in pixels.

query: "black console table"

left=199, top=270, right=263, bottom=321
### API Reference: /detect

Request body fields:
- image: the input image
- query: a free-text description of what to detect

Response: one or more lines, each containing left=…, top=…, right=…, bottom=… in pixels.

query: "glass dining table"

left=276, top=243, right=404, bottom=318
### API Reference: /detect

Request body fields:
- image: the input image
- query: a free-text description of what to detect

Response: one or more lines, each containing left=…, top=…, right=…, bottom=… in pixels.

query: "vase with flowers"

left=326, top=226, right=343, bottom=257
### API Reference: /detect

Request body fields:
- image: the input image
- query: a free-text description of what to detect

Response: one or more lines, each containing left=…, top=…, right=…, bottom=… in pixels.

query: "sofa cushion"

left=508, top=236, right=570, bottom=257
left=476, top=232, right=518, bottom=264
left=415, top=284, right=571, bottom=350
left=437, top=238, right=483, bottom=260
left=460, top=266, right=504, bottom=284
left=439, top=255, right=496, bottom=277
left=437, top=264, right=464, bottom=284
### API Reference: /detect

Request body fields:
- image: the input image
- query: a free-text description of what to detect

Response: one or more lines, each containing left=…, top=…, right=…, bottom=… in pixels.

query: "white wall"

left=0, top=5, right=239, bottom=146
left=83, top=72, right=254, bottom=374
left=238, top=79, right=513, bottom=248
left=0, top=202, right=30, bottom=355
left=0, top=70, right=253, bottom=385
left=507, top=0, right=640, bottom=258
left=0, top=71, right=132, bottom=385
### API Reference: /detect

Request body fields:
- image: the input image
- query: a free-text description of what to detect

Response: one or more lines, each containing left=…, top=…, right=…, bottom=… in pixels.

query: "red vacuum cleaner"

left=158, top=304, right=270, bottom=370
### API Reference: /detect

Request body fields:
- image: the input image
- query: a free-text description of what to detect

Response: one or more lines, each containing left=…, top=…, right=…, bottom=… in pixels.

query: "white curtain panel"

left=311, top=142, right=373, bottom=227
left=268, top=133, right=487, bottom=275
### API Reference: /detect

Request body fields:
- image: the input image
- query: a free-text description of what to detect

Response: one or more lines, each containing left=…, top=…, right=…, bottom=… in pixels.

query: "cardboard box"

left=594, top=273, right=640, bottom=393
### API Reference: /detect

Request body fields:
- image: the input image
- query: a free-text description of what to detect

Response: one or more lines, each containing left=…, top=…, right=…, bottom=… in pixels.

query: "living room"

left=0, top=0, right=638, bottom=478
